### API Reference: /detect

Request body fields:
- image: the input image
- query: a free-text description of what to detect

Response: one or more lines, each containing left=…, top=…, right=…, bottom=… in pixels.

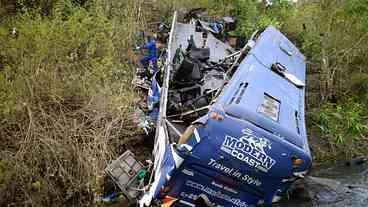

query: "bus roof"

left=216, top=26, right=308, bottom=149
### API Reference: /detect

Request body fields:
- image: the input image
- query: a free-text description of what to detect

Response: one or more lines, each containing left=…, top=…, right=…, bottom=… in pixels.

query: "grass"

left=309, top=100, right=368, bottom=163
left=0, top=95, right=144, bottom=206
left=0, top=0, right=147, bottom=206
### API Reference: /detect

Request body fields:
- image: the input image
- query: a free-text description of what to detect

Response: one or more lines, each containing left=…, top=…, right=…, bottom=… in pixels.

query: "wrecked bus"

left=107, top=12, right=312, bottom=207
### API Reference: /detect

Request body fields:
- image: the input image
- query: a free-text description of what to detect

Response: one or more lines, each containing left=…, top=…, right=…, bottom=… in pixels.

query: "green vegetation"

left=0, top=0, right=145, bottom=206
left=0, top=0, right=368, bottom=205
left=230, top=0, right=286, bottom=37
left=312, top=101, right=368, bottom=161
left=279, top=1, right=368, bottom=162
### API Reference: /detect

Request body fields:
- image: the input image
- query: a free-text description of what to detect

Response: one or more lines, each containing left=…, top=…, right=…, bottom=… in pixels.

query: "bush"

left=312, top=100, right=368, bottom=160
left=230, top=0, right=291, bottom=38
left=0, top=0, right=145, bottom=206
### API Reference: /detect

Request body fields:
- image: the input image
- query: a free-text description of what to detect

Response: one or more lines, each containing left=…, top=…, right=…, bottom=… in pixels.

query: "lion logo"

left=240, top=129, right=271, bottom=154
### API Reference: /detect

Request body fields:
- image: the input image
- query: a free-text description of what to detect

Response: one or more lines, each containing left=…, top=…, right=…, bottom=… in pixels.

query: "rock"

left=345, top=156, right=368, bottom=167
left=304, top=176, right=350, bottom=204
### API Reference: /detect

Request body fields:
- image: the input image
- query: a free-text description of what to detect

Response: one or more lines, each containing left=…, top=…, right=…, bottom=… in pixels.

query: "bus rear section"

left=159, top=110, right=311, bottom=207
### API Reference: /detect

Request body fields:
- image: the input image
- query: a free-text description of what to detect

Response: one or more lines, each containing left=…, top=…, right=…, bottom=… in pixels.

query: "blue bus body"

left=140, top=13, right=311, bottom=207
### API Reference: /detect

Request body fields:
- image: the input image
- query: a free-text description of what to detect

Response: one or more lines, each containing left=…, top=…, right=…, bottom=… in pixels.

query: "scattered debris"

left=104, top=150, right=149, bottom=200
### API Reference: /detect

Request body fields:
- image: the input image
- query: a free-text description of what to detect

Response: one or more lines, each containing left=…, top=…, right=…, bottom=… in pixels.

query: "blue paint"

left=139, top=39, right=158, bottom=72
left=148, top=72, right=161, bottom=121
left=150, top=26, right=312, bottom=207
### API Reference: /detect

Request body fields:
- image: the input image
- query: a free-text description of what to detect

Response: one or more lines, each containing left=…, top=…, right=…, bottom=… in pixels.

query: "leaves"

left=0, top=0, right=143, bottom=206
left=314, top=101, right=367, bottom=147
